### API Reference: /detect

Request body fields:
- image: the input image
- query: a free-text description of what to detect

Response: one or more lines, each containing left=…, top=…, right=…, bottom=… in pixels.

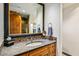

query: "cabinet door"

left=52, top=43, right=56, bottom=55
left=48, top=43, right=56, bottom=56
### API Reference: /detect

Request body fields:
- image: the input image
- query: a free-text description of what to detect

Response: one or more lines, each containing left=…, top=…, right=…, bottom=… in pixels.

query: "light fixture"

left=22, top=10, right=26, bottom=13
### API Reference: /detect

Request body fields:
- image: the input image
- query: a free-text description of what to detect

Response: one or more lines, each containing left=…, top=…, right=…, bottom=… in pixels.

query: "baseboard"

left=62, top=52, right=72, bottom=56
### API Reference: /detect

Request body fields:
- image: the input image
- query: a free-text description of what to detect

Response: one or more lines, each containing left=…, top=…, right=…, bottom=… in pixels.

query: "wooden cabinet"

left=29, top=45, right=49, bottom=56
left=17, top=43, right=56, bottom=56
left=48, top=43, right=56, bottom=56
left=19, top=52, right=29, bottom=56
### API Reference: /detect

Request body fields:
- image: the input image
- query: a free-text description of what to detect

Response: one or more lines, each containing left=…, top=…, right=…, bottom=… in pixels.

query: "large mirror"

left=8, top=3, right=44, bottom=35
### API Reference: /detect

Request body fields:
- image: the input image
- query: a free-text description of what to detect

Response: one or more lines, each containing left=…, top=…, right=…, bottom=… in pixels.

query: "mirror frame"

left=4, top=3, right=45, bottom=39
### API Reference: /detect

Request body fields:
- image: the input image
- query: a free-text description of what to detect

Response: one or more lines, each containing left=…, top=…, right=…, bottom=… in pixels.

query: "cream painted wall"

left=0, top=3, right=4, bottom=47
left=44, top=3, right=62, bottom=56
left=63, top=4, right=79, bottom=55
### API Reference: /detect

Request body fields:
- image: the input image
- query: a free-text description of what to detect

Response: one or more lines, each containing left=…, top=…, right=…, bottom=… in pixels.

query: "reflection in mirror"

left=9, top=3, right=43, bottom=35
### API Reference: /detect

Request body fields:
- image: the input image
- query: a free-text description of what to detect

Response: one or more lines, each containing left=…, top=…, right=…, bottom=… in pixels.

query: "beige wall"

left=63, top=3, right=79, bottom=55
left=0, top=3, right=4, bottom=47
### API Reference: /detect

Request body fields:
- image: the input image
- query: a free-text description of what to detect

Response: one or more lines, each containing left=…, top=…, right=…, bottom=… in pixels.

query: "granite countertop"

left=0, top=39, right=56, bottom=56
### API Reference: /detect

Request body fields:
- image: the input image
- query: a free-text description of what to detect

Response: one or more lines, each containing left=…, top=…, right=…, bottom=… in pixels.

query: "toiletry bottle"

left=48, top=23, right=53, bottom=36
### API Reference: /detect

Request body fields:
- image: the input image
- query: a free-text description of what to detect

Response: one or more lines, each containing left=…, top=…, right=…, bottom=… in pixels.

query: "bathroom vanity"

left=17, top=43, right=56, bottom=56
left=0, top=38, right=56, bottom=56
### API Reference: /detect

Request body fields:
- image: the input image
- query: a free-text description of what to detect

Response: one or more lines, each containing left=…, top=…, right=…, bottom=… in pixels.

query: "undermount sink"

left=26, top=41, right=43, bottom=46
